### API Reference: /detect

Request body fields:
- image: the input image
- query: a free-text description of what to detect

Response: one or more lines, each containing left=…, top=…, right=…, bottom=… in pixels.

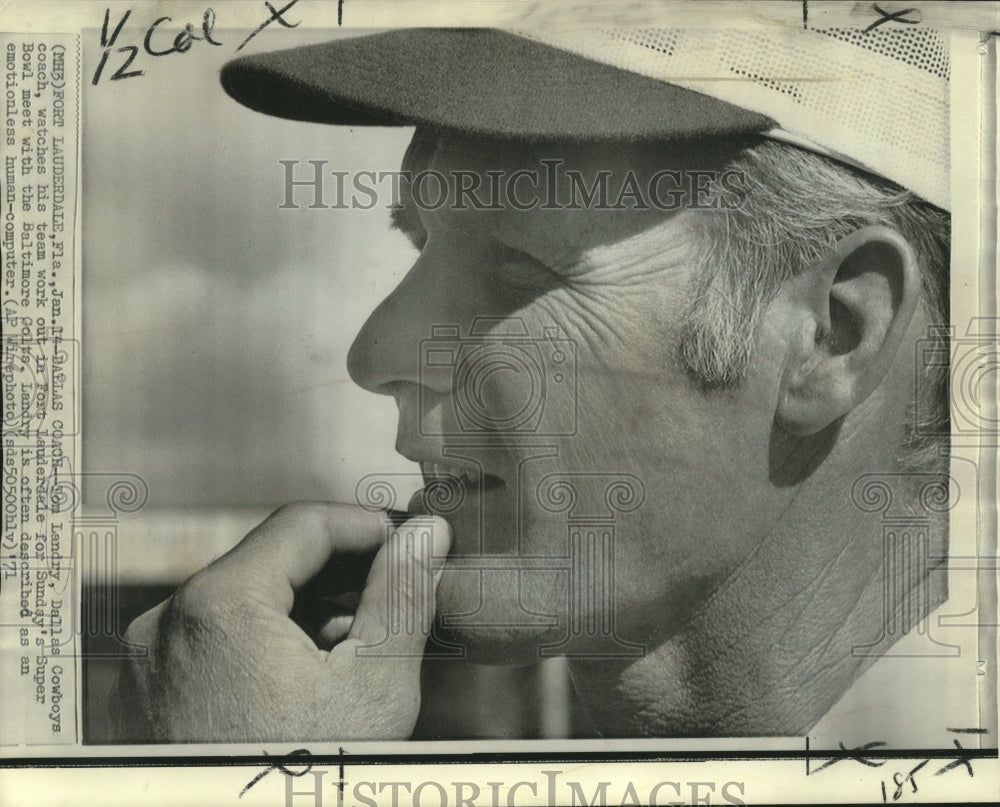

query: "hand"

left=112, top=502, right=452, bottom=742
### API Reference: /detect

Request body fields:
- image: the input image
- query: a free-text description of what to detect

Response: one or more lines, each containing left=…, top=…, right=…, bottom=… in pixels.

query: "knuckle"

left=122, top=601, right=149, bottom=637
left=266, top=500, right=331, bottom=533
left=167, top=568, right=230, bottom=627
left=122, top=615, right=148, bottom=647
left=121, top=599, right=169, bottom=651
left=271, top=499, right=323, bottom=521
left=268, top=500, right=308, bottom=520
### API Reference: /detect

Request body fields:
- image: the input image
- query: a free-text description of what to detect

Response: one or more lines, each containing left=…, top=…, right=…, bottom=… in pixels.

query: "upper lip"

left=396, top=401, right=505, bottom=486
left=401, top=451, right=483, bottom=479
left=420, top=460, right=483, bottom=485
left=397, top=442, right=505, bottom=488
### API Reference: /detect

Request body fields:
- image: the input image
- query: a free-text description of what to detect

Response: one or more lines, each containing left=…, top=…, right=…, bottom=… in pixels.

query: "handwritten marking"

left=92, top=9, right=144, bottom=85
left=810, top=740, right=888, bottom=774
left=934, top=739, right=975, bottom=777
left=810, top=730, right=984, bottom=801
left=886, top=759, right=928, bottom=801
left=236, top=0, right=302, bottom=52
left=143, top=9, right=222, bottom=57
left=92, top=2, right=306, bottom=85
left=239, top=748, right=313, bottom=798
left=880, top=733, right=980, bottom=801
left=864, top=3, right=922, bottom=33
left=337, top=747, right=348, bottom=801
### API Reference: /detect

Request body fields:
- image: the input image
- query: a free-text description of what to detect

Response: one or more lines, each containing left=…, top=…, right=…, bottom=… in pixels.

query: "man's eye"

left=497, top=245, right=563, bottom=291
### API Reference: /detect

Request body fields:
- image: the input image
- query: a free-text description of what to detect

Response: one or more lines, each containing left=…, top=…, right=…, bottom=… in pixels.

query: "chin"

left=432, top=623, right=552, bottom=667
left=431, top=566, right=570, bottom=667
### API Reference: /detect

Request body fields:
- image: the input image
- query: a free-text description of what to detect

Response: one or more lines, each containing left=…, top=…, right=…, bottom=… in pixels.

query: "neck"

left=568, top=421, right=948, bottom=736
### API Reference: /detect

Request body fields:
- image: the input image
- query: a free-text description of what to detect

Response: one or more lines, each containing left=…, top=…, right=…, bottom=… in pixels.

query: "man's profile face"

left=347, top=131, right=801, bottom=664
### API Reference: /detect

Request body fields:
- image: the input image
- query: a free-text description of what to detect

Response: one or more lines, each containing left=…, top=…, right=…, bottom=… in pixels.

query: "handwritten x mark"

left=239, top=748, right=313, bottom=798
left=810, top=740, right=888, bottom=774
left=864, top=3, right=922, bottom=33
left=934, top=739, right=975, bottom=778
left=236, top=0, right=302, bottom=52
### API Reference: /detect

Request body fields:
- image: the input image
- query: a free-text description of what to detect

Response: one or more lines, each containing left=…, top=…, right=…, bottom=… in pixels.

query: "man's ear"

left=776, top=225, right=921, bottom=436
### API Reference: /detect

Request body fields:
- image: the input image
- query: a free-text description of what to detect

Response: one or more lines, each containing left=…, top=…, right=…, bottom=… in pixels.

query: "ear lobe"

left=776, top=225, right=921, bottom=436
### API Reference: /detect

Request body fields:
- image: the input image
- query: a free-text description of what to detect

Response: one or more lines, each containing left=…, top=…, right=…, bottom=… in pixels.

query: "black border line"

left=2, top=748, right=997, bottom=768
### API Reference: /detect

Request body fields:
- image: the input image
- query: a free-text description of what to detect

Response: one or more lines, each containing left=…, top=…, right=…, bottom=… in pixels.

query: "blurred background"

left=80, top=24, right=591, bottom=742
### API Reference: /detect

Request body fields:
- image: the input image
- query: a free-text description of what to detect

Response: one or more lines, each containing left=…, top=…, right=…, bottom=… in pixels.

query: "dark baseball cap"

left=219, top=27, right=950, bottom=208
left=219, top=28, right=774, bottom=142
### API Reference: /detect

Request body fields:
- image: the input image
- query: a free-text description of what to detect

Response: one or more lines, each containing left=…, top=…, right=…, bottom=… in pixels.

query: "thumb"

left=346, top=515, right=452, bottom=654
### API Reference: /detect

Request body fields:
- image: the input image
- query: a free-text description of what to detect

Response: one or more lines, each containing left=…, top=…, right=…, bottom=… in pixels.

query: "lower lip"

left=409, top=474, right=505, bottom=517
left=409, top=475, right=515, bottom=557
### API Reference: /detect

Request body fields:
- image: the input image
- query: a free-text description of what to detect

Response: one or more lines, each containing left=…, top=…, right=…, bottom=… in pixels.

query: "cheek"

left=440, top=286, right=786, bottom=641
left=518, top=296, right=783, bottom=613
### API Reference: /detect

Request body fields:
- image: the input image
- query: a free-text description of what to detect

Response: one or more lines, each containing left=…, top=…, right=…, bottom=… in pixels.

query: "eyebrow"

left=388, top=128, right=439, bottom=249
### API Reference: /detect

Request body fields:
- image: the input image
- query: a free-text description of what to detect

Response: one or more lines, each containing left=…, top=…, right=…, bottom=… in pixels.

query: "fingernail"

left=399, top=515, right=452, bottom=575
left=407, top=489, right=428, bottom=515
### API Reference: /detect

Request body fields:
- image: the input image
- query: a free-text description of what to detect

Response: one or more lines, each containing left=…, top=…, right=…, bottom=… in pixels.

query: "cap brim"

left=220, top=29, right=775, bottom=141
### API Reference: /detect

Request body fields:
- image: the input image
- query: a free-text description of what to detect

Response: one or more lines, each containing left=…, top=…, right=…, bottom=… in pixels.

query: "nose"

left=347, top=267, right=427, bottom=395
left=347, top=239, right=504, bottom=397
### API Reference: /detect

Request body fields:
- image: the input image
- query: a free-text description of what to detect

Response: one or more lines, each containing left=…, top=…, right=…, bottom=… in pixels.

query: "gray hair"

left=677, top=140, right=950, bottom=471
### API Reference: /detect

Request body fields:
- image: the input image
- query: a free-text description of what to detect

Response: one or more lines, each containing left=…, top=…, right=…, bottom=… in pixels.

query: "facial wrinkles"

left=552, top=216, right=694, bottom=286
left=549, top=232, right=696, bottom=375
left=437, top=215, right=689, bottom=358
left=424, top=133, right=683, bottom=267
left=402, top=133, right=703, bottom=385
